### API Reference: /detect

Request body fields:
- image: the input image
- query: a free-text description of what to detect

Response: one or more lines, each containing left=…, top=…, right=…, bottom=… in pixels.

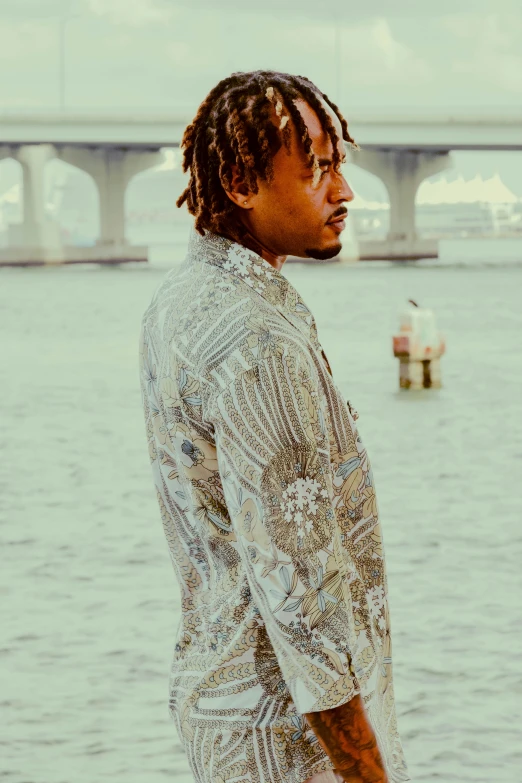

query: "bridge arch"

left=349, top=148, right=454, bottom=258
left=54, top=146, right=163, bottom=247
left=343, top=160, right=390, bottom=239
left=0, top=156, right=23, bottom=245
left=44, top=158, right=100, bottom=245
left=125, top=147, right=193, bottom=246
left=0, top=149, right=62, bottom=248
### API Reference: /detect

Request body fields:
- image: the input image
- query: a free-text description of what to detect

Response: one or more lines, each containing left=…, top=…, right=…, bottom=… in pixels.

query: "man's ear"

left=225, top=163, right=251, bottom=208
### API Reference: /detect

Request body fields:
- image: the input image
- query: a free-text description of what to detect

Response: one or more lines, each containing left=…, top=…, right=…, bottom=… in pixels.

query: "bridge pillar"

left=0, top=145, right=16, bottom=162
left=351, top=149, right=453, bottom=260
left=55, top=146, right=163, bottom=246
left=0, top=144, right=164, bottom=265
left=5, top=144, right=61, bottom=248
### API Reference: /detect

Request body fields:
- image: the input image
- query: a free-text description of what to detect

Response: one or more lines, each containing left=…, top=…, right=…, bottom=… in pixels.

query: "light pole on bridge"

left=58, top=0, right=81, bottom=110
left=334, top=24, right=342, bottom=107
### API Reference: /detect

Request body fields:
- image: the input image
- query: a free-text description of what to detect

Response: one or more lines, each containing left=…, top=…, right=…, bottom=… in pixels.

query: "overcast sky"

left=1, top=0, right=522, bottom=192
left=1, top=0, right=521, bottom=110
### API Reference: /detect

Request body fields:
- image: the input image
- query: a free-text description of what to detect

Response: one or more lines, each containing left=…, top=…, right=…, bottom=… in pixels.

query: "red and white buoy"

left=392, top=300, right=446, bottom=390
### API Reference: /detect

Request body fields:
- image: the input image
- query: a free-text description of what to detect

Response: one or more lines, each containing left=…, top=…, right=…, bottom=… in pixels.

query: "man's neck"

left=238, top=231, right=287, bottom=272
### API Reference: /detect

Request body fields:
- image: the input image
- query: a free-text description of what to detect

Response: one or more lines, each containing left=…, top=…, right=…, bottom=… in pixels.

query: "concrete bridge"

left=1, top=110, right=521, bottom=265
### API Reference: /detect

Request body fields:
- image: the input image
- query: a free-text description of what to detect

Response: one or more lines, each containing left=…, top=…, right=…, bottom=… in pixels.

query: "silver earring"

left=243, top=200, right=248, bottom=205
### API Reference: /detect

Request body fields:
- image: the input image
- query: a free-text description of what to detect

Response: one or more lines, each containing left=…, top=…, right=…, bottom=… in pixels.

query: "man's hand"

left=304, top=693, right=389, bottom=783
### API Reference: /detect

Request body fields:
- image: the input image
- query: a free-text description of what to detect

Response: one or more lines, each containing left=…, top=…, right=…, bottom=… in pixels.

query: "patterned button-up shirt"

left=139, top=225, right=410, bottom=783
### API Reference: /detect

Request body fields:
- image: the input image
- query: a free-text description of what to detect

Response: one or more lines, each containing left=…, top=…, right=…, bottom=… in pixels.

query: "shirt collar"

left=186, top=224, right=320, bottom=351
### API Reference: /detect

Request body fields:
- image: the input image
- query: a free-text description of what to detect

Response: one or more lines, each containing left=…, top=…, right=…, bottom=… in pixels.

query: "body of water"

left=1, top=240, right=522, bottom=782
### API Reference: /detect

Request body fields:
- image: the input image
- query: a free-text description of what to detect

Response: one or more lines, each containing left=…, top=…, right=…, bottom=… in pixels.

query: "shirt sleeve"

left=207, top=346, right=361, bottom=714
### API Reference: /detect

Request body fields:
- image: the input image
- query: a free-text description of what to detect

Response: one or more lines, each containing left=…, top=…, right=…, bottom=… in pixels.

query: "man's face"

left=238, top=97, right=354, bottom=261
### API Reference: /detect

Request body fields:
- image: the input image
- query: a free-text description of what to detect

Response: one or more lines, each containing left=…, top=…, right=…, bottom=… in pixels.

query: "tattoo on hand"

left=304, top=694, right=388, bottom=783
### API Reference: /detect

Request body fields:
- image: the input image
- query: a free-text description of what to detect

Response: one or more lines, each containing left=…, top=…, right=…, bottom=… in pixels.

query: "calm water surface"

left=1, top=251, right=522, bottom=783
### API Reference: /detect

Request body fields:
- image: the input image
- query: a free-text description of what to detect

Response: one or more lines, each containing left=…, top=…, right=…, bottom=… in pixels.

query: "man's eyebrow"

left=316, top=155, right=348, bottom=165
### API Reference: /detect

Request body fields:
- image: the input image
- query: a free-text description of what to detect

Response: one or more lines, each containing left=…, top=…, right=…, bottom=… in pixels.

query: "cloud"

left=0, top=0, right=66, bottom=17
left=442, top=13, right=522, bottom=94
left=85, top=0, right=175, bottom=25
left=0, top=19, right=54, bottom=60
left=367, top=18, right=422, bottom=71
left=255, top=15, right=431, bottom=89
left=167, top=0, right=520, bottom=21
left=0, top=1, right=520, bottom=110
left=336, top=18, right=433, bottom=90
left=1, top=0, right=520, bottom=23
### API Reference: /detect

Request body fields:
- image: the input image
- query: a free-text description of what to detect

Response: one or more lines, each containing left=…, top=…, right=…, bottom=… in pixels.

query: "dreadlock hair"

left=176, top=69, right=359, bottom=241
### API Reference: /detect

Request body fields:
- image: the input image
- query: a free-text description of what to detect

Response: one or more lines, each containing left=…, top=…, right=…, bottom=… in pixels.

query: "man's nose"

left=332, top=175, right=354, bottom=203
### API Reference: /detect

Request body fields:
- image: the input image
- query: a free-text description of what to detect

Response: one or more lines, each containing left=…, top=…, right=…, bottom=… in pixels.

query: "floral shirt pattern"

left=138, top=225, right=410, bottom=783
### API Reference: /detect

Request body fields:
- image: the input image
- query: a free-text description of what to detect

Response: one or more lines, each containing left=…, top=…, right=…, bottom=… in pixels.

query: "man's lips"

left=326, top=213, right=347, bottom=232
left=327, top=220, right=345, bottom=232
left=326, top=213, right=348, bottom=224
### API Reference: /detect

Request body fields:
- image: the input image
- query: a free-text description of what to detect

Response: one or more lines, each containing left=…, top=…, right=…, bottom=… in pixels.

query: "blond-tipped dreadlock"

left=176, top=69, right=359, bottom=241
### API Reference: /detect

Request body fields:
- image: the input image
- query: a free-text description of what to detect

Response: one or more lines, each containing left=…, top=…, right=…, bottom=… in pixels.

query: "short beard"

left=304, top=242, right=343, bottom=261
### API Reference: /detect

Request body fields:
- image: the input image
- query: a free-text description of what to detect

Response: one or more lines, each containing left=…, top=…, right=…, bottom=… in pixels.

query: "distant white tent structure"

left=344, top=173, right=520, bottom=211
left=0, top=184, right=22, bottom=233
left=0, top=183, right=20, bottom=205
left=350, top=189, right=389, bottom=210
left=417, top=172, right=520, bottom=206
left=484, top=172, right=520, bottom=204
left=150, top=148, right=177, bottom=172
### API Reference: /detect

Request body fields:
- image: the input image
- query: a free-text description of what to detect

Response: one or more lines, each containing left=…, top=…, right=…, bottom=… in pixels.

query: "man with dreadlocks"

left=139, top=70, right=410, bottom=783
